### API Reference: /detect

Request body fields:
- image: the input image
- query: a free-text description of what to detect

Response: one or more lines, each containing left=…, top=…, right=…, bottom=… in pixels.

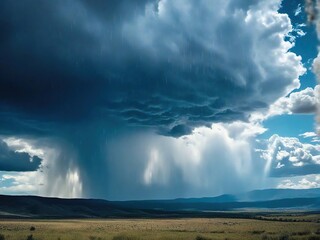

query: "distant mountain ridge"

left=235, top=188, right=320, bottom=202
left=0, top=188, right=320, bottom=218
left=170, top=188, right=320, bottom=203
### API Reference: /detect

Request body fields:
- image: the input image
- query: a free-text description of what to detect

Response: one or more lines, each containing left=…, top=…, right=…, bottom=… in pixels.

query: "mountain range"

left=1, top=188, right=320, bottom=218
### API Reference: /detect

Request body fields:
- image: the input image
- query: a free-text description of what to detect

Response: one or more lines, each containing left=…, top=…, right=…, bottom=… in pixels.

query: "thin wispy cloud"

left=300, top=132, right=318, bottom=138
left=294, top=3, right=302, bottom=16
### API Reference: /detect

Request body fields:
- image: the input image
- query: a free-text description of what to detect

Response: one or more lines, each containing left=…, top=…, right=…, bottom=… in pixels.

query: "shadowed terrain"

left=1, top=188, right=320, bottom=219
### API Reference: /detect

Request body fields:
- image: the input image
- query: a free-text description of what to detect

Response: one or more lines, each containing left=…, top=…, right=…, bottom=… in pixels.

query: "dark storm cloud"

left=0, top=0, right=304, bottom=138
left=0, top=0, right=307, bottom=199
left=0, top=140, right=42, bottom=172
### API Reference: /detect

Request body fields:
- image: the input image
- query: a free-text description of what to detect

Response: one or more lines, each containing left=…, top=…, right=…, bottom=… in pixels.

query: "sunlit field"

left=1, top=216, right=320, bottom=240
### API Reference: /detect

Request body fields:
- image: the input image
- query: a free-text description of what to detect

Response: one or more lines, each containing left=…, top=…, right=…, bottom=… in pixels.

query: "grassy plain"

left=0, top=216, right=320, bottom=240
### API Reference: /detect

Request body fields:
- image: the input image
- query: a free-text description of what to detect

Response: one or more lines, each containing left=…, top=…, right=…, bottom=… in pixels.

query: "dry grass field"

left=0, top=217, right=320, bottom=240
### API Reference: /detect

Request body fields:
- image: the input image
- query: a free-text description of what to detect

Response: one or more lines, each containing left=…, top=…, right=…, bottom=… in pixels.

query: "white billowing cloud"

left=145, top=124, right=258, bottom=187
left=270, top=85, right=319, bottom=116
left=176, top=122, right=266, bottom=182
left=260, top=134, right=320, bottom=177
left=252, top=85, right=319, bottom=122
left=3, top=137, right=45, bottom=159
left=278, top=174, right=320, bottom=189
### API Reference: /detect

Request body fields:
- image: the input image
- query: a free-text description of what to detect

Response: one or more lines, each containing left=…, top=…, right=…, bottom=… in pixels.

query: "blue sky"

left=0, top=0, right=319, bottom=200
left=262, top=0, right=317, bottom=139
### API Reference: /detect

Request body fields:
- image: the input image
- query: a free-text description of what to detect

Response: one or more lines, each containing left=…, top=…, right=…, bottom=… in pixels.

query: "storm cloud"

left=0, top=140, right=42, bottom=172
left=0, top=0, right=307, bottom=199
left=0, top=0, right=304, bottom=136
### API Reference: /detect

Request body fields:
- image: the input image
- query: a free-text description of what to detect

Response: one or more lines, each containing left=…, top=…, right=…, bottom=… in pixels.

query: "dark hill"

left=1, top=188, right=320, bottom=218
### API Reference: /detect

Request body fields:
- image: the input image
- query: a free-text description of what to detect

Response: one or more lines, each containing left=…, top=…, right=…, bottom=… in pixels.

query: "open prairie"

left=1, top=216, right=320, bottom=240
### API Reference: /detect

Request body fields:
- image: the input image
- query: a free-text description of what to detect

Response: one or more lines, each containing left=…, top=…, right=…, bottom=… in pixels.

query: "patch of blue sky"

left=281, top=0, right=318, bottom=90
left=261, top=114, right=316, bottom=140
left=0, top=172, right=16, bottom=188
left=260, top=0, right=318, bottom=142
